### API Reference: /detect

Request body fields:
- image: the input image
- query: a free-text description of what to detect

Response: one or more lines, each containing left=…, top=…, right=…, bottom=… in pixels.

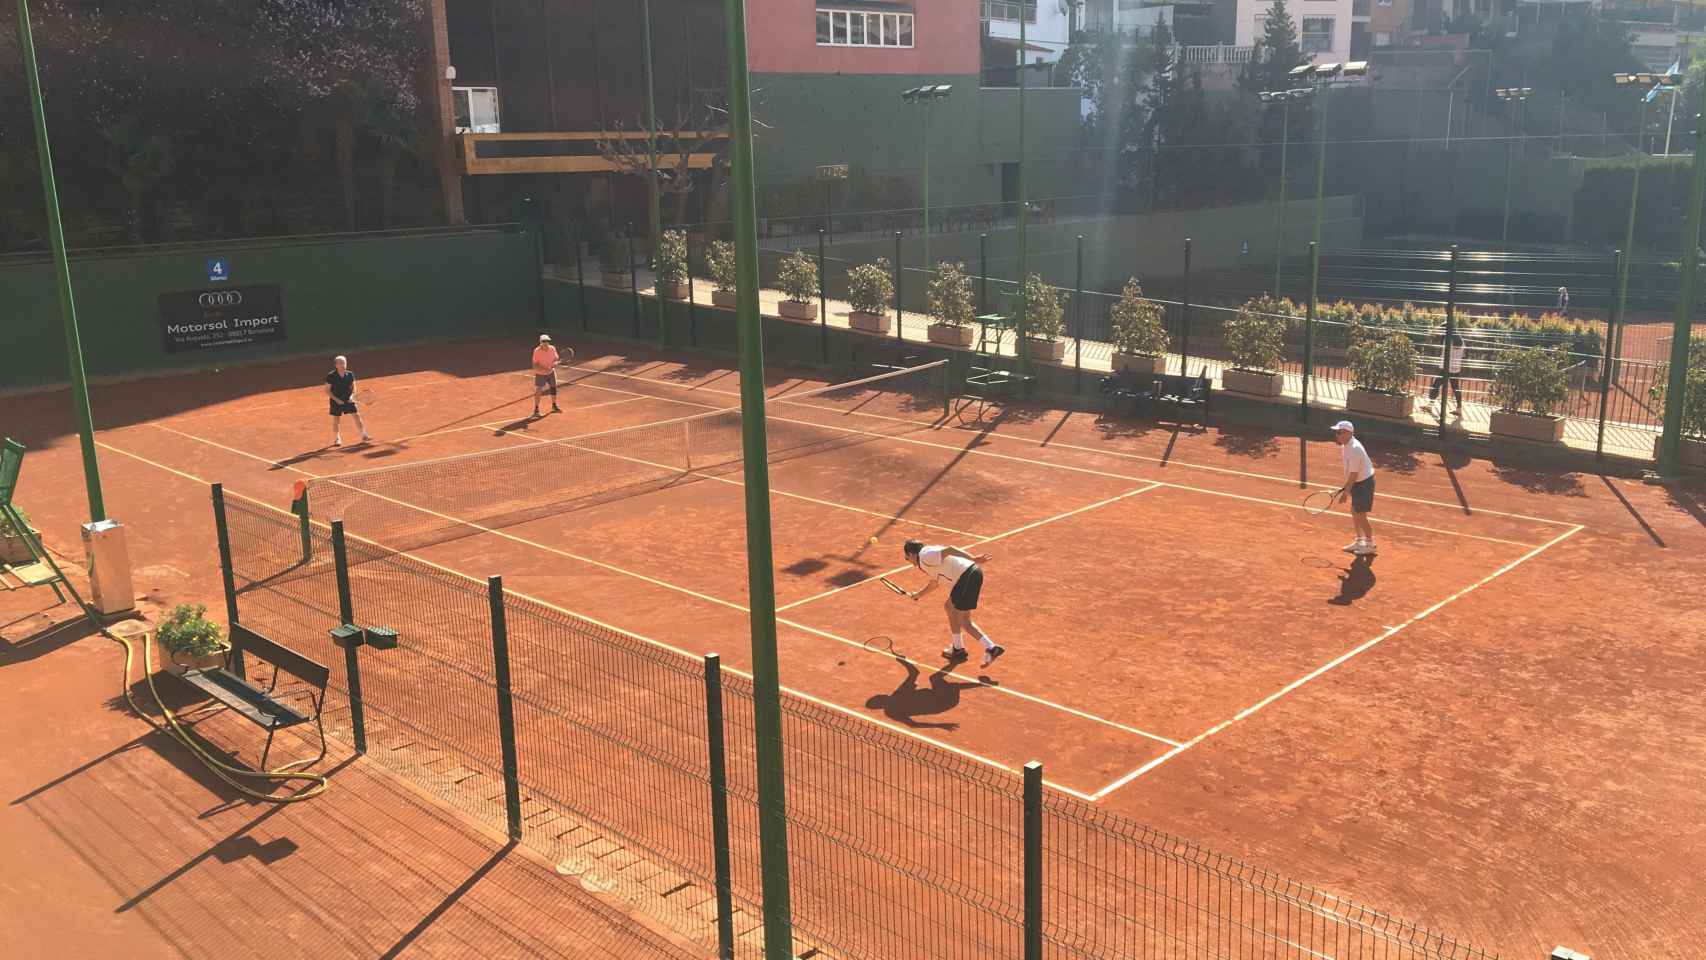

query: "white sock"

left=950, top=632, right=964, bottom=650
left=978, top=635, right=995, bottom=651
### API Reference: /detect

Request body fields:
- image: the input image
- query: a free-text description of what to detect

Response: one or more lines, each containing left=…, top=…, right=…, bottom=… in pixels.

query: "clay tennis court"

left=7, top=335, right=1706, bottom=958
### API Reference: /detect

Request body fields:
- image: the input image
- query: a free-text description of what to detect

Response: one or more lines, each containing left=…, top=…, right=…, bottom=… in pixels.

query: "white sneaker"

left=942, top=646, right=968, bottom=661
left=981, top=645, right=1005, bottom=668
left=1353, top=541, right=1377, bottom=556
left=332, top=436, right=343, bottom=447
left=1342, top=540, right=1363, bottom=554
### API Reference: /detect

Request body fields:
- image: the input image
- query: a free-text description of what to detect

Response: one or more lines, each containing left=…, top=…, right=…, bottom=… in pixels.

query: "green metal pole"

left=19, top=0, right=104, bottom=522
left=922, top=101, right=932, bottom=272
left=722, top=0, right=793, bottom=954
left=487, top=575, right=524, bottom=842
left=704, top=654, right=736, bottom=960
left=1598, top=249, right=1622, bottom=460
left=1302, top=241, right=1317, bottom=422
left=642, top=0, right=667, bottom=347
left=1616, top=97, right=1648, bottom=382
left=1275, top=100, right=1289, bottom=296
left=1658, top=107, right=1706, bottom=476
left=211, top=483, right=245, bottom=680
left=1022, top=760, right=1043, bottom=960
left=1016, top=10, right=1030, bottom=377
left=1311, top=89, right=1328, bottom=257
left=330, top=521, right=366, bottom=755
left=1501, top=112, right=1515, bottom=255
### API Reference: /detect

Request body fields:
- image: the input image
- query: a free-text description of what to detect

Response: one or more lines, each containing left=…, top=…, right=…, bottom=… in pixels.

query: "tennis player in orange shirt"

left=530, top=334, right=563, bottom=418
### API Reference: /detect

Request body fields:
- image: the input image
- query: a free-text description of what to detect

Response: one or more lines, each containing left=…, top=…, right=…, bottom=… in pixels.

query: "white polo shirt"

left=1446, top=341, right=1465, bottom=374
left=1341, top=437, right=1374, bottom=484
left=917, top=546, right=973, bottom=587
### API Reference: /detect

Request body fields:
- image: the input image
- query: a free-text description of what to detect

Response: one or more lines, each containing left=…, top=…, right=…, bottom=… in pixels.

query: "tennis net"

left=295, top=360, right=950, bottom=554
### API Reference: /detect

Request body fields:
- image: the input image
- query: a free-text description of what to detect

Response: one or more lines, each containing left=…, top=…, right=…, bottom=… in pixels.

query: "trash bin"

left=81, top=519, right=136, bottom=616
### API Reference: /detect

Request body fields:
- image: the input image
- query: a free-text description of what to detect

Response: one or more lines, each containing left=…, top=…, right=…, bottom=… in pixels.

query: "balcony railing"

left=1176, top=44, right=1258, bottom=64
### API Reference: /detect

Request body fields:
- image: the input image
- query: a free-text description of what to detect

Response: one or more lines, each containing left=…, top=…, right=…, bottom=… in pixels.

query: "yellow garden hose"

left=108, top=625, right=329, bottom=802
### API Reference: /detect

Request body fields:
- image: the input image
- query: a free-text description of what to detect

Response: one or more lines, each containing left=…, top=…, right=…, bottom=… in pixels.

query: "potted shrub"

left=153, top=603, right=229, bottom=675
left=1222, top=296, right=1287, bottom=396
left=599, top=228, right=632, bottom=290
left=777, top=250, right=818, bottom=321
left=1108, top=278, right=1169, bottom=375
left=1014, top=273, right=1066, bottom=362
left=926, top=261, right=976, bottom=347
left=707, top=240, right=738, bottom=308
left=1649, top=339, right=1706, bottom=465
left=1346, top=330, right=1419, bottom=420
left=652, top=229, right=690, bottom=300
left=846, top=258, right=893, bottom=334
left=1488, top=346, right=1570, bottom=443
left=0, top=506, right=35, bottom=565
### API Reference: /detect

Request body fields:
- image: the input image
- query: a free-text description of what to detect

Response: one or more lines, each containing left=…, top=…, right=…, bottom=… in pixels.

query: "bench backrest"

left=230, top=623, right=331, bottom=690
left=0, top=439, right=23, bottom=510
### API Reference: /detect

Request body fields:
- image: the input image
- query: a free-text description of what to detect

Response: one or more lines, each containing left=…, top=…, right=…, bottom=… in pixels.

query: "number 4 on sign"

left=207, top=258, right=229, bottom=283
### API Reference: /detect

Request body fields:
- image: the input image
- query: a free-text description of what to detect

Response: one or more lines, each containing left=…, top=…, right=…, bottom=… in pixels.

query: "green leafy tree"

left=1239, top=0, right=1309, bottom=97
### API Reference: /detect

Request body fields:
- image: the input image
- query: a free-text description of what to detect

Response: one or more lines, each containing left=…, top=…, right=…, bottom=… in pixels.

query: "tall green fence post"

left=704, top=654, right=736, bottom=959
left=819, top=229, right=829, bottom=364
left=488, top=575, right=523, bottom=842
left=1023, top=760, right=1043, bottom=960
left=210, top=483, right=245, bottom=679
left=1659, top=107, right=1706, bottom=476
left=687, top=234, right=700, bottom=348
left=1440, top=244, right=1458, bottom=432
left=330, top=520, right=366, bottom=754
left=1303, top=241, right=1318, bottom=422
left=894, top=231, right=904, bottom=341
left=574, top=222, right=588, bottom=331
left=628, top=225, right=642, bottom=337
left=1180, top=238, right=1193, bottom=378
left=641, top=0, right=666, bottom=348
left=979, top=232, right=989, bottom=320
left=1598, top=249, right=1623, bottom=460
left=1073, top=234, right=1084, bottom=393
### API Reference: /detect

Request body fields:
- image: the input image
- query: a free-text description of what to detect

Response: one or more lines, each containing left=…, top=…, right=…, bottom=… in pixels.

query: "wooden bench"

left=1100, top=367, right=1211, bottom=423
left=175, top=623, right=330, bottom=770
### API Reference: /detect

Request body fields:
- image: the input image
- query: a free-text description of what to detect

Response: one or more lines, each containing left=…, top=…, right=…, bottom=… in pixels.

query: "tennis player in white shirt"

left=901, top=540, right=1004, bottom=667
left=1331, top=420, right=1378, bottom=556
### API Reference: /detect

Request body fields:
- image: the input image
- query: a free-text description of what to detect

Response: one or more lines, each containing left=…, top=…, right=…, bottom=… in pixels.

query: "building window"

left=1373, top=30, right=1393, bottom=46
left=452, top=86, right=500, bottom=133
left=982, top=1, right=1038, bottom=23
left=1301, top=16, right=1334, bottom=53
left=817, top=8, right=915, bottom=47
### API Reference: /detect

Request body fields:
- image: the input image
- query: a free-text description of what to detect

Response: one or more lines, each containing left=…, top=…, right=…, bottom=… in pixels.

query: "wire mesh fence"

left=216, top=487, right=1500, bottom=960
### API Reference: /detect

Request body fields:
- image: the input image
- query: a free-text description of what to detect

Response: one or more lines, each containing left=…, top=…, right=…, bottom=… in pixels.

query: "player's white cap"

left=539, top=334, right=552, bottom=342
left=1331, top=420, right=1354, bottom=433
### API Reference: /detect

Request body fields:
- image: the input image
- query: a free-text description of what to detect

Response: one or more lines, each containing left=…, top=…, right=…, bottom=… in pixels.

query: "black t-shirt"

left=326, top=370, right=355, bottom=401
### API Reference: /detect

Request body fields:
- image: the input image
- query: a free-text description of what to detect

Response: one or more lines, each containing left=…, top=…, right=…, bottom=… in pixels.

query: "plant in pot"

left=1108, top=278, right=1169, bottom=375
left=1649, top=339, right=1706, bottom=464
left=777, top=250, right=819, bottom=321
left=652, top=229, right=690, bottom=300
left=1346, top=330, right=1419, bottom=420
left=1221, top=296, right=1288, bottom=396
left=707, top=240, right=738, bottom=308
left=846, top=258, right=893, bottom=334
left=926, top=261, right=976, bottom=347
left=1013, top=273, right=1066, bottom=362
left=599, top=227, right=632, bottom=290
left=0, top=506, right=35, bottom=565
left=153, top=602, right=229, bottom=675
left=1488, top=345, right=1570, bottom=443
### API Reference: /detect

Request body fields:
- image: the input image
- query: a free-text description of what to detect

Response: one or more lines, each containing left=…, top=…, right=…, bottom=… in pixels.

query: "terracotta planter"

left=1111, top=353, right=1167, bottom=376
left=778, top=299, right=817, bottom=322
left=656, top=280, right=690, bottom=300
left=849, top=311, right=891, bottom=335
left=928, top=323, right=975, bottom=347
left=1222, top=368, right=1284, bottom=397
left=1025, top=338, right=1066, bottom=363
left=1657, top=435, right=1706, bottom=468
left=1490, top=409, right=1566, bottom=444
left=0, top=530, right=36, bottom=565
left=1346, top=388, right=1415, bottom=421
left=601, top=267, right=633, bottom=290
left=712, top=290, right=737, bottom=309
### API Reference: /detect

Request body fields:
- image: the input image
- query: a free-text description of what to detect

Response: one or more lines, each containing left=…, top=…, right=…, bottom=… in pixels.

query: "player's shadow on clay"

left=1327, top=555, right=1376, bottom=605
left=865, top=653, right=991, bottom=731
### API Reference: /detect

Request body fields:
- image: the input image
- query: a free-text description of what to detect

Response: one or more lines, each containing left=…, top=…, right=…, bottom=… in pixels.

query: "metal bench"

left=1100, top=367, right=1211, bottom=423
left=175, top=623, right=330, bottom=770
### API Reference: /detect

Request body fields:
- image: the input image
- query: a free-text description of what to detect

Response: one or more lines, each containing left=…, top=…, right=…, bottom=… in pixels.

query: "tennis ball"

left=868, top=536, right=879, bottom=545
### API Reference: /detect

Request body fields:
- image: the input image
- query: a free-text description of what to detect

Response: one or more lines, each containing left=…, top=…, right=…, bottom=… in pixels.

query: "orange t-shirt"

left=531, top=345, right=559, bottom=375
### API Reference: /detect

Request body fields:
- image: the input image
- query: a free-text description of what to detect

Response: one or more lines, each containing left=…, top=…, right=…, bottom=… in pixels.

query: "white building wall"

left=1235, top=0, right=1353, bottom=63
left=984, top=0, right=1079, bottom=63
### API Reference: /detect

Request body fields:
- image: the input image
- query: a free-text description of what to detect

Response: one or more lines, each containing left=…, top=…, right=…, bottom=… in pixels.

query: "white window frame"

left=816, top=8, right=915, bottom=47
left=452, top=86, right=501, bottom=134
left=982, top=0, right=1038, bottom=23
left=1301, top=16, right=1334, bottom=53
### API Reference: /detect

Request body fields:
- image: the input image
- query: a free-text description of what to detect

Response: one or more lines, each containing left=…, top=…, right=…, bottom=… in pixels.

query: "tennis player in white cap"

left=530, top=334, right=563, bottom=418
left=1330, top=420, right=1377, bottom=555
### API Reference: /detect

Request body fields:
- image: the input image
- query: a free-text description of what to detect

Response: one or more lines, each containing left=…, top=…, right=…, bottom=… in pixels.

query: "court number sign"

left=159, top=285, right=286, bottom=353
left=816, top=164, right=850, bottom=181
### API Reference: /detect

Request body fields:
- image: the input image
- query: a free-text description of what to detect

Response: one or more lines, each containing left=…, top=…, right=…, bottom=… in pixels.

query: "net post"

left=211, top=483, right=245, bottom=680
left=1074, top=234, right=1084, bottom=393
left=488, top=575, right=523, bottom=842
left=1597, top=249, right=1622, bottom=460
left=293, top=488, right=313, bottom=565
left=1302, top=240, right=1318, bottom=422
left=1023, top=760, right=1043, bottom=960
left=629, top=224, right=642, bottom=338
left=331, top=520, right=366, bottom=755
left=1180, top=238, right=1193, bottom=378
left=573, top=221, right=588, bottom=331
left=893, top=231, right=903, bottom=341
left=704, top=653, right=736, bottom=959
left=819, top=228, right=829, bottom=365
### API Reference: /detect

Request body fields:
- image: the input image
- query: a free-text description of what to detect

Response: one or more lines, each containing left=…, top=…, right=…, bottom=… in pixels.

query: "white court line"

left=140, top=422, right=1171, bottom=754
left=573, top=363, right=1581, bottom=528
left=1089, top=522, right=1586, bottom=800
left=92, top=436, right=1099, bottom=802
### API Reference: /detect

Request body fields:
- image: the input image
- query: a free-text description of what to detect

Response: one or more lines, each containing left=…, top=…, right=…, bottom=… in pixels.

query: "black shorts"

left=1349, top=476, right=1375, bottom=514
left=948, top=565, right=984, bottom=611
left=329, top=398, right=358, bottom=416
left=534, top=372, right=558, bottom=392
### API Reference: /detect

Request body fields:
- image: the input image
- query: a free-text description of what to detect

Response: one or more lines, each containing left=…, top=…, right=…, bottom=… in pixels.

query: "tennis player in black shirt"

left=325, top=355, right=371, bottom=446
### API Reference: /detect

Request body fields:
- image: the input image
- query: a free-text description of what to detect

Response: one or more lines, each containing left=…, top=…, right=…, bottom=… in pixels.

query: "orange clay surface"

left=3, top=334, right=1704, bottom=959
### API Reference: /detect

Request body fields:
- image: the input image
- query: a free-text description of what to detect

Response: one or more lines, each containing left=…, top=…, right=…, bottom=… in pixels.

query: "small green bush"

left=1490, top=346, right=1571, bottom=417
left=927, top=262, right=975, bottom=328
left=778, top=250, right=818, bottom=303
left=1225, top=296, right=1287, bottom=372
left=846, top=259, right=893, bottom=315
left=652, top=229, right=688, bottom=285
left=707, top=240, right=737, bottom=293
left=0, top=506, right=30, bottom=537
left=155, top=603, right=227, bottom=659
left=1650, top=339, right=1706, bottom=439
left=1108, top=278, right=1169, bottom=356
left=1349, top=331, right=1419, bottom=395
left=1014, top=273, right=1065, bottom=341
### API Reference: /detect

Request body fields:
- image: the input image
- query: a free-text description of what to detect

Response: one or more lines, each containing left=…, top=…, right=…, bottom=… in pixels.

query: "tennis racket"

left=353, top=387, right=379, bottom=409
left=878, top=577, right=910, bottom=598
left=1302, top=489, right=1340, bottom=517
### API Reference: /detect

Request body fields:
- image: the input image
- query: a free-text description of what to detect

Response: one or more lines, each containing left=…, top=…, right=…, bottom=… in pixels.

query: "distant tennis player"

left=325, top=355, right=370, bottom=447
left=531, top=334, right=563, bottom=418
left=900, top=540, right=1004, bottom=667
left=1427, top=333, right=1465, bottom=419
left=1330, top=420, right=1376, bottom=556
